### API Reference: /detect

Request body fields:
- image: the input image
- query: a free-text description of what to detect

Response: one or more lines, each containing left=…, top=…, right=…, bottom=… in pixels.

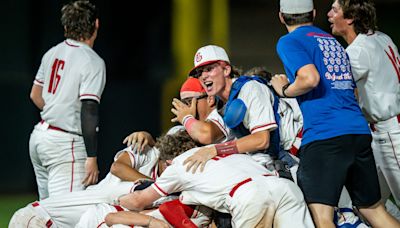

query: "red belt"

left=40, top=120, right=69, bottom=133
left=40, top=120, right=81, bottom=136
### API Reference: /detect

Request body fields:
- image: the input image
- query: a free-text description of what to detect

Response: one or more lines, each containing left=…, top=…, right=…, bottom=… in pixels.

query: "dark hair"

left=61, top=1, right=98, bottom=41
left=281, top=11, right=313, bottom=26
left=155, top=130, right=199, bottom=161
left=230, top=65, right=243, bottom=79
left=244, top=66, right=273, bottom=81
left=338, top=0, right=377, bottom=34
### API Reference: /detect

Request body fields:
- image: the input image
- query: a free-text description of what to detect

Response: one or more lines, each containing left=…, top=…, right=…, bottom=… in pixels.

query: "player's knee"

left=9, top=206, right=48, bottom=228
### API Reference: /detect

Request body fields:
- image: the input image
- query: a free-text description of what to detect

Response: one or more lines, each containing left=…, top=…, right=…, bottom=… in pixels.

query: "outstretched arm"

left=183, top=130, right=270, bottom=173
left=105, top=211, right=169, bottom=228
left=119, top=187, right=162, bottom=211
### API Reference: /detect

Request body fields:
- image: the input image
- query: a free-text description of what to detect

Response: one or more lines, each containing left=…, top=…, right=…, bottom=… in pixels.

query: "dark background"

left=0, top=0, right=398, bottom=195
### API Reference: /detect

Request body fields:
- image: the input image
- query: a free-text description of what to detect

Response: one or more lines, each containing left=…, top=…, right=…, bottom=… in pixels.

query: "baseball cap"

left=280, top=0, right=314, bottom=14
left=188, top=45, right=230, bottom=76
left=180, top=77, right=206, bottom=100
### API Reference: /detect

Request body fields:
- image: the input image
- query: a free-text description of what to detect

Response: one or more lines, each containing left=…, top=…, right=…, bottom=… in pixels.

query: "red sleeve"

left=159, top=199, right=197, bottom=228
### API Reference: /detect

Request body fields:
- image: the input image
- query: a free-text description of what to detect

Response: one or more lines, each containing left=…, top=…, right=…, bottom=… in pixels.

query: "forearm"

left=215, top=130, right=269, bottom=155
left=283, top=64, right=320, bottom=97
left=106, top=211, right=152, bottom=226
left=81, top=100, right=99, bottom=157
left=184, top=118, right=223, bottom=144
left=111, top=162, right=150, bottom=181
left=282, top=78, right=314, bottom=97
left=30, top=84, right=44, bottom=110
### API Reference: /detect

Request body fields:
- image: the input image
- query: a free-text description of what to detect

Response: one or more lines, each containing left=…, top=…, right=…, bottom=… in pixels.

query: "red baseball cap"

left=180, top=77, right=206, bottom=100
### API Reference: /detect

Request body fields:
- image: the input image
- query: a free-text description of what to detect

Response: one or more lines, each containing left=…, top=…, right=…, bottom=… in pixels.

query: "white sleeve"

left=346, top=45, right=370, bottom=82
left=206, top=109, right=230, bottom=140
left=151, top=165, right=183, bottom=197
left=34, top=55, right=46, bottom=86
left=79, top=59, right=106, bottom=103
left=118, top=146, right=159, bottom=170
left=238, top=81, right=277, bottom=133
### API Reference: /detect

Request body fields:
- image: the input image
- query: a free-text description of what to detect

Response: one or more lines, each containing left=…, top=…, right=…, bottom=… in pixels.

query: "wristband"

left=182, top=115, right=197, bottom=134
left=215, top=141, right=239, bottom=155
left=281, top=83, right=291, bottom=98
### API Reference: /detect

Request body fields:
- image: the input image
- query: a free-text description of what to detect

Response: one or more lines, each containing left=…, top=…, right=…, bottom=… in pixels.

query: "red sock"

left=159, top=199, right=197, bottom=228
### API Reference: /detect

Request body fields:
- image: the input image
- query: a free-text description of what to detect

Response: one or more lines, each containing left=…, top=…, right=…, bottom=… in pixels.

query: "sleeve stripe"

left=127, top=151, right=136, bottom=168
left=250, top=123, right=277, bottom=133
left=79, top=94, right=100, bottom=102
left=34, top=79, right=44, bottom=85
left=209, top=118, right=228, bottom=137
left=152, top=183, right=168, bottom=196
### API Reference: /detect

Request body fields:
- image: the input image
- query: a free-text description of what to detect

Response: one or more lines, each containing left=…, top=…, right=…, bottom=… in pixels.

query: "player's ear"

left=279, top=12, right=285, bottom=25
left=223, top=65, right=231, bottom=78
left=166, top=160, right=173, bottom=166
left=95, top=19, right=100, bottom=29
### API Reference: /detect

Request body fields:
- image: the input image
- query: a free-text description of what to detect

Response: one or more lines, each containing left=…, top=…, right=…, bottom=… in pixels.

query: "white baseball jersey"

left=10, top=147, right=160, bottom=228
left=152, top=147, right=314, bottom=228
left=235, top=79, right=278, bottom=134
left=346, top=31, right=400, bottom=123
left=346, top=31, right=400, bottom=206
left=30, top=38, right=106, bottom=199
left=278, top=98, right=303, bottom=150
left=34, top=39, right=106, bottom=134
left=206, top=108, right=234, bottom=142
left=76, top=202, right=213, bottom=228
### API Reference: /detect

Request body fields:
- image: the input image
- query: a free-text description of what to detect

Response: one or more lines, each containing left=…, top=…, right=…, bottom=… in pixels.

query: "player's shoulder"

left=171, top=147, right=202, bottom=164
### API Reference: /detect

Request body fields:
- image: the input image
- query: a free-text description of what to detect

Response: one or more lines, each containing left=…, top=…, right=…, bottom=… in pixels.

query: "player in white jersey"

left=29, top=1, right=106, bottom=199
left=116, top=146, right=314, bottom=228
left=174, top=45, right=281, bottom=174
left=9, top=130, right=203, bottom=228
left=328, top=0, right=400, bottom=209
left=10, top=78, right=230, bottom=227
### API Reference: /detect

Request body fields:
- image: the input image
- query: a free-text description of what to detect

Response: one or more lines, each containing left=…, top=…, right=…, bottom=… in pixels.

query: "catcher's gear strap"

left=159, top=199, right=197, bottom=228
left=81, top=99, right=99, bottom=157
left=224, top=75, right=281, bottom=158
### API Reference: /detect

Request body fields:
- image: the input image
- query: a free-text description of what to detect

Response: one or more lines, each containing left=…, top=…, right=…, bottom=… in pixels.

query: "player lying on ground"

left=76, top=131, right=214, bottom=228
left=113, top=144, right=315, bottom=228
left=9, top=130, right=215, bottom=228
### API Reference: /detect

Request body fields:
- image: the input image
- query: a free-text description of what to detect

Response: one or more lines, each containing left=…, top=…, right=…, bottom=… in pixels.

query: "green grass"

left=0, top=194, right=37, bottom=227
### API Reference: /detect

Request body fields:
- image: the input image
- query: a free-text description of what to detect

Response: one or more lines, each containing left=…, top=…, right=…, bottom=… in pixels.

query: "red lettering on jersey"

left=48, top=59, right=65, bottom=94
left=385, top=45, right=400, bottom=82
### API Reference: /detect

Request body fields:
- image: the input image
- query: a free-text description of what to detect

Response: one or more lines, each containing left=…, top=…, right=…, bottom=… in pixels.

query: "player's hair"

left=155, top=130, right=199, bottom=161
left=229, top=65, right=243, bottom=79
left=244, top=66, right=273, bottom=82
left=281, top=11, right=314, bottom=26
left=61, top=1, right=98, bottom=41
left=338, top=0, right=377, bottom=34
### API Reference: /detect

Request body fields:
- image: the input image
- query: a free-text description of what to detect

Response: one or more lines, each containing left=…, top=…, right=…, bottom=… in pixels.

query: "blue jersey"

left=277, top=25, right=370, bottom=146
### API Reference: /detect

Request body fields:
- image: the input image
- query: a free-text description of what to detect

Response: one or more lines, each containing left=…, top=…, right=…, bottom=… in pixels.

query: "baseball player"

left=29, top=1, right=106, bottom=199
left=180, top=45, right=279, bottom=173
left=117, top=146, right=314, bottom=228
left=328, top=0, right=400, bottom=208
left=9, top=130, right=200, bottom=228
left=270, top=0, right=400, bottom=227
left=76, top=199, right=213, bottom=228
